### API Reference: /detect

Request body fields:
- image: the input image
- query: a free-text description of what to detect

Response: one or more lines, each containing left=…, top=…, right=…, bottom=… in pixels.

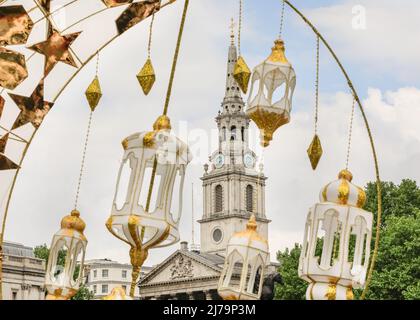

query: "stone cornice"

left=198, top=213, right=271, bottom=224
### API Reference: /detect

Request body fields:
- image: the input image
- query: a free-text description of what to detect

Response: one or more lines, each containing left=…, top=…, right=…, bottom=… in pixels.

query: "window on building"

left=222, top=127, right=226, bottom=141
left=122, top=285, right=127, bottom=293
left=230, top=126, right=237, bottom=141
left=93, top=285, right=97, bottom=294
left=102, top=284, right=108, bottom=294
left=93, top=270, right=97, bottom=278
left=12, top=291, right=17, bottom=300
left=122, top=270, right=127, bottom=278
left=102, top=269, right=109, bottom=278
left=246, top=185, right=254, bottom=212
left=215, top=185, right=223, bottom=213
left=241, top=127, right=245, bottom=142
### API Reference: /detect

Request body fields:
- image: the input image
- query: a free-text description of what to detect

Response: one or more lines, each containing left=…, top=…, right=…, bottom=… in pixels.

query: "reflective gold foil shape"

left=0, top=47, right=28, bottom=90
left=116, top=1, right=160, bottom=35
left=137, top=58, right=155, bottom=95
left=8, top=81, right=54, bottom=129
left=233, top=56, right=251, bottom=94
left=307, top=134, right=323, bottom=170
left=0, top=5, right=34, bottom=46
left=0, top=133, right=19, bottom=170
left=102, top=0, right=133, bottom=7
left=248, top=107, right=289, bottom=147
left=28, top=30, right=81, bottom=77
left=85, top=76, right=102, bottom=111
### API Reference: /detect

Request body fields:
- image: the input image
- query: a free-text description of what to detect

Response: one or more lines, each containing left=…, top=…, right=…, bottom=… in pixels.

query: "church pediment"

left=139, top=251, right=222, bottom=286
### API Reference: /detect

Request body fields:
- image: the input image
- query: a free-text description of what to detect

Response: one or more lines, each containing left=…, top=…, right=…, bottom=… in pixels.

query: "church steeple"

left=198, top=22, right=270, bottom=255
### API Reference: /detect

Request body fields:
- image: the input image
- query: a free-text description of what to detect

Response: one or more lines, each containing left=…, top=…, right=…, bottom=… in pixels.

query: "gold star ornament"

left=233, top=56, right=251, bottom=94
left=137, top=58, right=155, bottom=95
left=28, top=29, right=81, bottom=77
left=307, top=134, right=323, bottom=170
left=8, top=82, right=54, bottom=129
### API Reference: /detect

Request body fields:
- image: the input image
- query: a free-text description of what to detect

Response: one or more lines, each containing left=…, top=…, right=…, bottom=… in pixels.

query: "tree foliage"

left=274, top=179, right=420, bottom=300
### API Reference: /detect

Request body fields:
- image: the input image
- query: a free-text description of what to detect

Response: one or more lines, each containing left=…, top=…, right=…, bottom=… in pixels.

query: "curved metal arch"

left=283, top=0, right=382, bottom=299
left=0, top=0, right=177, bottom=300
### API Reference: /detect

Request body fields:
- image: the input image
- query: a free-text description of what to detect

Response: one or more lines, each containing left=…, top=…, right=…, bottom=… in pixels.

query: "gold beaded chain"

left=314, top=35, right=320, bottom=135
left=279, top=0, right=286, bottom=39
left=147, top=13, right=155, bottom=59
left=345, top=95, right=356, bottom=170
left=74, top=52, right=100, bottom=209
left=237, top=0, right=243, bottom=56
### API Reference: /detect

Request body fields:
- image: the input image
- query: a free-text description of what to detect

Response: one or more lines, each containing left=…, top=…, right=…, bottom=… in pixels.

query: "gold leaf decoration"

left=307, top=134, right=323, bottom=170
left=248, top=107, right=290, bottom=147
left=136, top=58, right=155, bottom=95
left=85, top=76, right=102, bottom=111
left=0, top=47, right=28, bottom=90
left=233, top=56, right=251, bottom=94
left=0, top=5, right=34, bottom=46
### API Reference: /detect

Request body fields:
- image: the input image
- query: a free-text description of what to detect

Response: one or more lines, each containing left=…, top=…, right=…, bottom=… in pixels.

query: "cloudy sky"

left=3, top=0, right=420, bottom=267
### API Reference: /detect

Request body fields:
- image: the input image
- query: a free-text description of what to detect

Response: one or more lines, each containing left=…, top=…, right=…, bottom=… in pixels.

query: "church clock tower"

left=198, top=34, right=271, bottom=255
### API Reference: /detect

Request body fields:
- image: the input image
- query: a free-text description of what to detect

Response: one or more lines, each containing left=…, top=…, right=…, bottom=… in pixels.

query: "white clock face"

left=214, top=154, right=225, bottom=168
left=244, top=153, right=255, bottom=168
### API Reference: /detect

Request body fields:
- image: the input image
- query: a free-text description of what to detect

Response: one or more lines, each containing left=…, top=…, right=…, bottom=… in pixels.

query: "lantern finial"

left=267, top=39, right=289, bottom=64
left=60, top=209, right=86, bottom=235
left=247, top=214, right=257, bottom=231
left=338, top=169, right=353, bottom=182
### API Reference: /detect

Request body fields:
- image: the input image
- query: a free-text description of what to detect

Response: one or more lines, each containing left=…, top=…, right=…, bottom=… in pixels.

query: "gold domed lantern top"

left=247, top=39, right=296, bottom=147
left=218, top=215, right=269, bottom=300
left=320, top=169, right=367, bottom=208
left=45, top=209, right=88, bottom=300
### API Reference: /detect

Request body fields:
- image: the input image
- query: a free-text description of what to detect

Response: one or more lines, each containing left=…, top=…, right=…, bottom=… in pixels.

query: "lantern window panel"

left=222, top=250, right=243, bottom=288
left=169, top=168, right=184, bottom=224
left=349, top=215, right=368, bottom=276
left=137, top=164, right=162, bottom=212
left=115, top=152, right=137, bottom=210
left=314, top=209, right=340, bottom=270
left=69, top=242, right=85, bottom=287
left=51, top=239, right=69, bottom=285
left=299, top=214, right=312, bottom=272
left=246, top=255, right=264, bottom=296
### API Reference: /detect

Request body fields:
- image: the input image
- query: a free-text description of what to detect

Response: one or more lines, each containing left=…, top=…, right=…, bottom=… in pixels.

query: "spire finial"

left=229, top=18, right=235, bottom=45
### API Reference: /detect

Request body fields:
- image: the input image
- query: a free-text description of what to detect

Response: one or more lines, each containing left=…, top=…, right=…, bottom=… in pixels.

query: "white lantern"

left=45, top=209, right=87, bottom=300
left=247, top=39, right=296, bottom=147
left=106, top=115, right=192, bottom=294
left=218, top=215, right=269, bottom=300
left=298, top=169, right=373, bottom=300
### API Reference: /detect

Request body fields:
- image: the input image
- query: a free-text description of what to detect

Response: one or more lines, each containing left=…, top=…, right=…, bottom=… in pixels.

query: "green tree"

left=275, top=244, right=307, bottom=300
left=274, top=179, right=420, bottom=300
left=34, top=244, right=93, bottom=300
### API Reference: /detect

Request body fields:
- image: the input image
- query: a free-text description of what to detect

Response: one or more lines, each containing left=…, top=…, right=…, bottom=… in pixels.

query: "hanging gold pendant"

left=85, top=76, right=102, bottom=112
left=307, top=134, right=323, bottom=170
left=233, top=56, right=251, bottom=94
left=137, top=58, right=156, bottom=95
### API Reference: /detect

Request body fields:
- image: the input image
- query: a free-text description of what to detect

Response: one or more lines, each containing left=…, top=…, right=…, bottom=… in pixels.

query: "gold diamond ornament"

left=85, top=76, right=102, bottom=112
left=307, top=134, right=323, bottom=170
left=233, top=56, right=251, bottom=94
left=137, top=58, right=156, bottom=95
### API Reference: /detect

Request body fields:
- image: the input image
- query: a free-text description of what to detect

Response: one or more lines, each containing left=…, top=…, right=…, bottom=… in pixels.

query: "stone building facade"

left=1, top=241, right=46, bottom=300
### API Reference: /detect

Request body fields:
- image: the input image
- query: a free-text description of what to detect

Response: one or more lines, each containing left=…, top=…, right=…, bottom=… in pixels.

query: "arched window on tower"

left=230, top=126, right=237, bottom=141
left=246, top=185, right=254, bottom=212
left=215, top=185, right=223, bottom=213
left=241, top=127, right=245, bottom=142
left=222, top=127, right=226, bottom=141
